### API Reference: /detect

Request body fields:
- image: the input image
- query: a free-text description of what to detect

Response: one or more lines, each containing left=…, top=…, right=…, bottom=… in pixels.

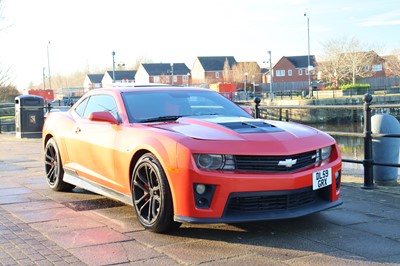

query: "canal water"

left=308, top=122, right=365, bottom=171
left=309, top=120, right=400, bottom=174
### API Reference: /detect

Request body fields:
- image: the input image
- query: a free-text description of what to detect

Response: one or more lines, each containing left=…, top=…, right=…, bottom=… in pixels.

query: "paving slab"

left=1, top=134, right=400, bottom=265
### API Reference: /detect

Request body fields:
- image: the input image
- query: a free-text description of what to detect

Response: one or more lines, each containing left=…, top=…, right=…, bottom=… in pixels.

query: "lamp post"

left=244, top=72, right=248, bottom=93
left=267, top=50, right=273, bottom=98
left=170, top=63, right=174, bottom=85
left=42, top=67, right=46, bottom=90
left=112, top=51, right=116, bottom=83
left=47, top=41, right=52, bottom=90
left=304, top=11, right=312, bottom=97
left=186, top=72, right=191, bottom=86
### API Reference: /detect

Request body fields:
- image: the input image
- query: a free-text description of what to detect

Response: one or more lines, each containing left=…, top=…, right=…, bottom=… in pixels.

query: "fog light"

left=195, top=184, right=206, bottom=195
left=193, top=184, right=216, bottom=209
left=196, top=198, right=209, bottom=207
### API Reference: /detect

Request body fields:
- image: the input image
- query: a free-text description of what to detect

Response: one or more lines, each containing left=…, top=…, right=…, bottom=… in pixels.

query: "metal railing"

left=0, top=103, right=15, bottom=134
left=254, top=94, right=400, bottom=189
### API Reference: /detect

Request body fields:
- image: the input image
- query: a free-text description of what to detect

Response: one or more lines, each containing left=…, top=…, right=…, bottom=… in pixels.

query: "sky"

left=1, top=0, right=399, bottom=90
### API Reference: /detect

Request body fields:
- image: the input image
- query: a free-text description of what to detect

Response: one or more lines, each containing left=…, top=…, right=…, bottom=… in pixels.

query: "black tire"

left=131, top=153, right=181, bottom=233
left=44, top=138, right=75, bottom=191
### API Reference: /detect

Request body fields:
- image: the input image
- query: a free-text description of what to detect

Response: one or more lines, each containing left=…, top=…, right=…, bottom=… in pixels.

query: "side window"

left=74, top=97, right=89, bottom=117
left=82, top=95, right=118, bottom=119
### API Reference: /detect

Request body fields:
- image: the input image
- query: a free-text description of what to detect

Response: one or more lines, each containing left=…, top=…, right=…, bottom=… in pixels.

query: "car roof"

left=92, top=85, right=210, bottom=94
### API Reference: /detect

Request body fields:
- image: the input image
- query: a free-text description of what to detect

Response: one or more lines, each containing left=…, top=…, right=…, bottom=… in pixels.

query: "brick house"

left=102, top=70, right=137, bottom=87
left=83, top=74, right=104, bottom=89
left=271, top=55, right=316, bottom=83
left=191, top=56, right=237, bottom=84
left=135, top=63, right=191, bottom=85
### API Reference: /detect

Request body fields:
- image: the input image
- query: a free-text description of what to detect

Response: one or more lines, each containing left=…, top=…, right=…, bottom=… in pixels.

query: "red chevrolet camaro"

left=43, top=86, right=342, bottom=232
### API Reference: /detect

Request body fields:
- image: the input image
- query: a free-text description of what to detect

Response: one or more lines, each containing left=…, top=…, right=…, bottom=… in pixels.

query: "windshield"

left=121, top=90, right=253, bottom=123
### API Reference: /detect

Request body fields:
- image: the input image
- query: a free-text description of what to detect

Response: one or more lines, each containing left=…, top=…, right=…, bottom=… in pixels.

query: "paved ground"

left=0, top=134, right=400, bottom=266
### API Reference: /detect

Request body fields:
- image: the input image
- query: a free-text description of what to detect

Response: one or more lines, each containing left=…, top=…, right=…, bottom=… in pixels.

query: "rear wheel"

left=131, top=153, right=181, bottom=233
left=44, top=138, right=75, bottom=191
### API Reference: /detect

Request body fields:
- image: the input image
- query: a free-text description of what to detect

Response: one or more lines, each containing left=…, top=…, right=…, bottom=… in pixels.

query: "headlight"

left=194, top=154, right=235, bottom=170
left=321, top=146, right=332, bottom=160
left=316, top=146, right=332, bottom=162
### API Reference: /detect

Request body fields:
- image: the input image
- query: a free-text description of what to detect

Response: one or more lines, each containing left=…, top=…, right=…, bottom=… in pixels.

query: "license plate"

left=312, top=168, right=332, bottom=190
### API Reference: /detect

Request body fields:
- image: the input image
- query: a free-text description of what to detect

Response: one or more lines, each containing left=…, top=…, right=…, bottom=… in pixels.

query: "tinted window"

left=74, top=97, right=89, bottom=117
left=81, top=95, right=118, bottom=119
left=122, top=90, right=252, bottom=122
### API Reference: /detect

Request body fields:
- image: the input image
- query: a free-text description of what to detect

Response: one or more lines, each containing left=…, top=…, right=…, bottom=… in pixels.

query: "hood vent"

left=219, top=121, right=283, bottom=134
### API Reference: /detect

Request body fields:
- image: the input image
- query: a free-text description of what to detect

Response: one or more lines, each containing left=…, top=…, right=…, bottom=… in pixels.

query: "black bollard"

left=254, top=97, right=261, bottom=119
left=362, top=93, right=375, bottom=189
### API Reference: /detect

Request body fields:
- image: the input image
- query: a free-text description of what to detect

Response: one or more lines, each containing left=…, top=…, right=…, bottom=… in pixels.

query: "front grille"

left=226, top=187, right=319, bottom=214
left=234, top=150, right=317, bottom=172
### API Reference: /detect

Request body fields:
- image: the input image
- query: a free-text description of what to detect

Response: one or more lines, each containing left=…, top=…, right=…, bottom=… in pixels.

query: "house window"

left=173, top=76, right=177, bottom=83
left=215, top=72, right=220, bottom=78
left=153, top=76, right=160, bottom=83
left=288, top=69, right=292, bottom=76
left=364, top=65, right=370, bottom=71
left=276, top=70, right=285, bottom=77
left=298, top=69, right=303, bottom=75
left=372, top=64, right=382, bottom=72
left=183, top=75, right=188, bottom=81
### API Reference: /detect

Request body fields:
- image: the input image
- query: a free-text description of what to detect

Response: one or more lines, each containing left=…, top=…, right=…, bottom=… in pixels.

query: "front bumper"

left=174, top=185, right=343, bottom=223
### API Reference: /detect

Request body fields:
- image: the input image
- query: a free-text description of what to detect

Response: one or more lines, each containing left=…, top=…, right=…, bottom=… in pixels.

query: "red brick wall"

left=273, top=57, right=310, bottom=82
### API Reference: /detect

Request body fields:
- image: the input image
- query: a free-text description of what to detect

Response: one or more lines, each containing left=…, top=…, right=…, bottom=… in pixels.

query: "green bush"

left=325, top=85, right=335, bottom=90
left=340, top=84, right=370, bottom=91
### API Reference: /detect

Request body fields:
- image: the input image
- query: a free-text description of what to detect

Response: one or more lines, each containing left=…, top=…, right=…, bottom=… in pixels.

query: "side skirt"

left=63, top=169, right=133, bottom=206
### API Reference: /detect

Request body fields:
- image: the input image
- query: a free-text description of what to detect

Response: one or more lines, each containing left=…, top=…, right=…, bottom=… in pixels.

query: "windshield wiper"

left=138, top=116, right=182, bottom=123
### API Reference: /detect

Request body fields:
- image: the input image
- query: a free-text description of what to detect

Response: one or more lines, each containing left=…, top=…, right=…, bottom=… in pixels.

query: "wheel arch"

left=43, top=133, right=54, bottom=149
left=128, top=149, right=177, bottom=212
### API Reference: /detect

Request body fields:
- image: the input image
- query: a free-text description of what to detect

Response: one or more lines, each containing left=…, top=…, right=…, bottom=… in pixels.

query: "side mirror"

left=88, top=111, right=118, bottom=124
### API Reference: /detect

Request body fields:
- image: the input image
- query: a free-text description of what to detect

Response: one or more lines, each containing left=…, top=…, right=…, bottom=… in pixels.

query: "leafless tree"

left=231, top=62, right=262, bottom=85
left=0, top=0, right=13, bottom=88
left=0, top=85, right=19, bottom=102
left=222, top=58, right=233, bottom=83
left=383, top=49, right=400, bottom=77
left=318, top=37, right=378, bottom=85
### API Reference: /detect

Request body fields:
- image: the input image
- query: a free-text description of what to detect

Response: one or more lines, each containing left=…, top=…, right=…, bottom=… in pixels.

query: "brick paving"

left=0, top=208, right=84, bottom=266
left=1, top=134, right=400, bottom=266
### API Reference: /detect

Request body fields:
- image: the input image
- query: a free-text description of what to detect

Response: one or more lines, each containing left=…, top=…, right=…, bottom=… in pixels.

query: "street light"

left=42, top=67, right=46, bottom=89
left=112, top=51, right=116, bottom=83
left=186, top=72, right=191, bottom=86
left=47, top=41, right=51, bottom=90
left=267, top=50, right=273, bottom=98
left=244, top=72, right=248, bottom=93
left=304, top=11, right=312, bottom=97
left=170, top=63, right=174, bottom=85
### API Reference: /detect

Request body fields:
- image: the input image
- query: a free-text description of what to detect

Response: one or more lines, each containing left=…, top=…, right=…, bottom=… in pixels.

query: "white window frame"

left=288, top=69, right=292, bottom=76
left=372, top=64, right=382, bottom=72
left=276, top=70, right=285, bottom=77
left=153, top=76, right=160, bottom=83
left=215, top=72, right=220, bottom=78
left=298, top=69, right=303, bottom=75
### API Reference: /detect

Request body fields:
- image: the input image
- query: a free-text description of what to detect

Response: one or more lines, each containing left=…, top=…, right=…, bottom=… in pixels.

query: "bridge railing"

left=254, top=94, right=400, bottom=189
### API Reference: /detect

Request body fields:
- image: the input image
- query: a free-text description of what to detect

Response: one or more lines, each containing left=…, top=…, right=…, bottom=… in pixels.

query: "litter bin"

left=372, top=114, right=400, bottom=185
left=15, top=95, right=44, bottom=138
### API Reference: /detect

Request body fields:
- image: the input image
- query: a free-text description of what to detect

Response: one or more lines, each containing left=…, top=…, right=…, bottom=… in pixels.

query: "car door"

left=67, top=94, right=122, bottom=191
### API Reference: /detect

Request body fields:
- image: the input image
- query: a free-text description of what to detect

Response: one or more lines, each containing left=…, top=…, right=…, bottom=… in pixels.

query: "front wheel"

left=44, top=138, right=75, bottom=191
left=131, top=153, right=181, bottom=233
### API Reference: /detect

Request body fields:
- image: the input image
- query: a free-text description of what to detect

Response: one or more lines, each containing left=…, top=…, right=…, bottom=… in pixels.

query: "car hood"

left=149, top=116, right=325, bottom=141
